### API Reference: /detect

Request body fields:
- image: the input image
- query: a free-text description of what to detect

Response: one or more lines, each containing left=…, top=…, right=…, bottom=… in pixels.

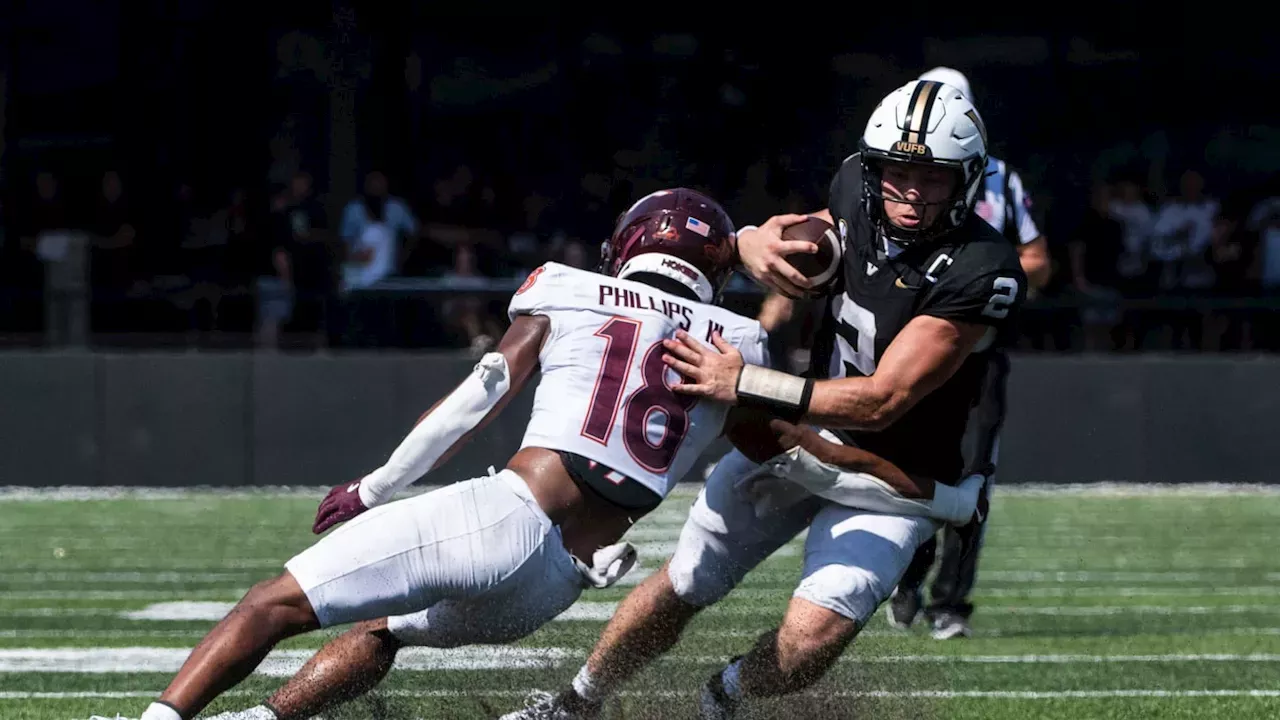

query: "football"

left=724, top=406, right=804, bottom=463
left=780, top=216, right=842, bottom=295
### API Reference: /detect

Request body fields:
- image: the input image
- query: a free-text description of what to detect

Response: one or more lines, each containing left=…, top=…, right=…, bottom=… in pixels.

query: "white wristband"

left=736, top=225, right=758, bottom=235
left=735, top=365, right=813, bottom=422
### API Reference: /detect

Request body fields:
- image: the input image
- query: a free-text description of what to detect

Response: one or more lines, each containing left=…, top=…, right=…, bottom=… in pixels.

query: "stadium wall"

left=1, top=352, right=1276, bottom=487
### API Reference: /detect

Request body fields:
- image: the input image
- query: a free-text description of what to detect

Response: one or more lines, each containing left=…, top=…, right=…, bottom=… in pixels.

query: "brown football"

left=780, top=216, right=842, bottom=295
left=724, top=406, right=799, bottom=464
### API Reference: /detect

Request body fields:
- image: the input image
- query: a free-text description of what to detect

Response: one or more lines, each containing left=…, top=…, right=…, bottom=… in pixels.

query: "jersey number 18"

left=580, top=317, right=698, bottom=473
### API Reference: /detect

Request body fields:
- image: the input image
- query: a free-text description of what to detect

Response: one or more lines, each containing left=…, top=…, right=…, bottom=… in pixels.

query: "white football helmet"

left=918, top=66, right=973, bottom=103
left=859, top=79, right=988, bottom=246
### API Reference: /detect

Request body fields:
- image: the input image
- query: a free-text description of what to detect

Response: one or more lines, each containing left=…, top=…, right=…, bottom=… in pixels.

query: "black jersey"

left=808, top=154, right=1028, bottom=484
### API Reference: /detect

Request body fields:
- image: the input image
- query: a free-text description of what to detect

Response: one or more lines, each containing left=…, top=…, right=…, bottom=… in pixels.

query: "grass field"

left=3, top=484, right=1280, bottom=720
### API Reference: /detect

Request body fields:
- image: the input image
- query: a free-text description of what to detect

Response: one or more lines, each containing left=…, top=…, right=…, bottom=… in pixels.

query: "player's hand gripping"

left=661, top=330, right=744, bottom=405
left=737, top=214, right=819, bottom=299
left=313, top=478, right=370, bottom=534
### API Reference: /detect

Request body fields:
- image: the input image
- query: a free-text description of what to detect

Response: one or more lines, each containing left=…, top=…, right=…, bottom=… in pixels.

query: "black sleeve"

left=921, top=262, right=1028, bottom=328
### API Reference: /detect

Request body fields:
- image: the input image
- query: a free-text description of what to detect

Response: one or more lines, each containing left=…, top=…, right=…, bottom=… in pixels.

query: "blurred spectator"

left=1206, top=213, right=1255, bottom=350
left=213, top=188, right=258, bottom=343
left=340, top=187, right=405, bottom=348
left=1106, top=178, right=1156, bottom=347
left=1150, top=169, right=1218, bottom=349
left=341, top=181, right=404, bottom=292
left=1069, top=181, right=1127, bottom=351
left=274, top=171, right=338, bottom=351
left=406, top=164, right=480, bottom=275
left=27, top=172, right=81, bottom=346
left=507, top=190, right=560, bottom=276
left=179, top=183, right=231, bottom=343
left=340, top=170, right=417, bottom=281
left=413, top=164, right=507, bottom=276
left=439, top=243, right=503, bottom=356
left=89, top=170, right=139, bottom=339
left=2, top=179, right=48, bottom=340
left=256, top=190, right=294, bottom=350
left=1248, top=196, right=1280, bottom=291
left=1247, top=195, right=1280, bottom=349
left=1109, top=178, right=1155, bottom=285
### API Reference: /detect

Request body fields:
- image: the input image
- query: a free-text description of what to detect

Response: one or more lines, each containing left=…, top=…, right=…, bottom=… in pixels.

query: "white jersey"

left=509, top=262, right=769, bottom=499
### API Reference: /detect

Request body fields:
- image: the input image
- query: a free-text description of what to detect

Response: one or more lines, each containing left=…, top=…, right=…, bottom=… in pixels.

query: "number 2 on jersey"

left=831, top=294, right=878, bottom=378
left=580, top=317, right=698, bottom=473
left=982, top=277, right=1020, bottom=319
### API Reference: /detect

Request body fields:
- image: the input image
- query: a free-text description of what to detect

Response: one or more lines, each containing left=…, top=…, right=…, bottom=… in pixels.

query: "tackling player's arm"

left=731, top=412, right=985, bottom=524
left=312, top=315, right=547, bottom=533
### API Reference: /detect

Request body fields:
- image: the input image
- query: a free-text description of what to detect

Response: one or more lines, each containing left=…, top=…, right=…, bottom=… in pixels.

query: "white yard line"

left=8, top=688, right=1280, bottom=703
left=4, top=647, right=1280, bottom=676
left=0, top=571, right=256, bottom=584
left=0, top=591, right=247, bottom=601
left=41, top=600, right=1280, bottom=624
left=6, top=482, right=1280, bottom=502
left=0, top=647, right=571, bottom=675
left=8, top=599, right=1280, bottom=627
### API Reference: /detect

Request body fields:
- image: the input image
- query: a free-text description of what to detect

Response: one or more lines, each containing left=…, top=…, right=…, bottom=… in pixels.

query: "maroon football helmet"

left=598, top=188, right=737, bottom=304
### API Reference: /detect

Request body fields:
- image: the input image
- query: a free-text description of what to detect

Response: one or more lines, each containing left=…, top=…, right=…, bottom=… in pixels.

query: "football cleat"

left=498, top=689, right=602, bottom=720
left=930, top=611, right=973, bottom=640
left=886, top=587, right=922, bottom=630
left=697, top=669, right=741, bottom=720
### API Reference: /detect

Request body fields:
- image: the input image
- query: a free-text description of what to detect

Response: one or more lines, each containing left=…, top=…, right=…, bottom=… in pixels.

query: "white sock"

left=572, top=664, right=608, bottom=703
left=720, top=659, right=744, bottom=700
left=203, top=705, right=279, bottom=720
left=140, top=702, right=183, bottom=720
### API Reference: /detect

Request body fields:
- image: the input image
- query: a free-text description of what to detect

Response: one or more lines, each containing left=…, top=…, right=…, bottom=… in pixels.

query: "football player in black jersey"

left=502, top=80, right=1026, bottom=720
left=886, top=66, right=1051, bottom=642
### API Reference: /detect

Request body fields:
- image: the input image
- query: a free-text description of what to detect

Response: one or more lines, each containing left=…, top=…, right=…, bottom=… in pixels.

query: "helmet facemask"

left=860, top=152, right=985, bottom=247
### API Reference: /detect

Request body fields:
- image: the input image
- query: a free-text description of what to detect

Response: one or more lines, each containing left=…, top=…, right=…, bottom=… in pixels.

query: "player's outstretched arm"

left=312, top=315, right=548, bottom=533
left=727, top=410, right=984, bottom=524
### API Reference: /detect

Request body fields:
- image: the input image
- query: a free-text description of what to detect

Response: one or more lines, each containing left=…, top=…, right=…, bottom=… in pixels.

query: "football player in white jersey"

left=129, top=188, right=765, bottom=720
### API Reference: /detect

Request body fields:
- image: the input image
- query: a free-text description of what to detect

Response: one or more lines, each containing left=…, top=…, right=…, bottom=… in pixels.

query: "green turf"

left=2, top=486, right=1279, bottom=719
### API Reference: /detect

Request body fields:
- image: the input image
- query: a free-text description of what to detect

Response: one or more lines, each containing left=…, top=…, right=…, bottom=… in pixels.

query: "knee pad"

left=793, top=564, right=883, bottom=625
left=666, top=544, right=740, bottom=609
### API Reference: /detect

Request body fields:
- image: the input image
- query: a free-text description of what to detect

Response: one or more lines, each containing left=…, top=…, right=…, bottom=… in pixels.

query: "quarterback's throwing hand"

left=661, top=330, right=743, bottom=404
left=313, top=479, right=370, bottom=534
